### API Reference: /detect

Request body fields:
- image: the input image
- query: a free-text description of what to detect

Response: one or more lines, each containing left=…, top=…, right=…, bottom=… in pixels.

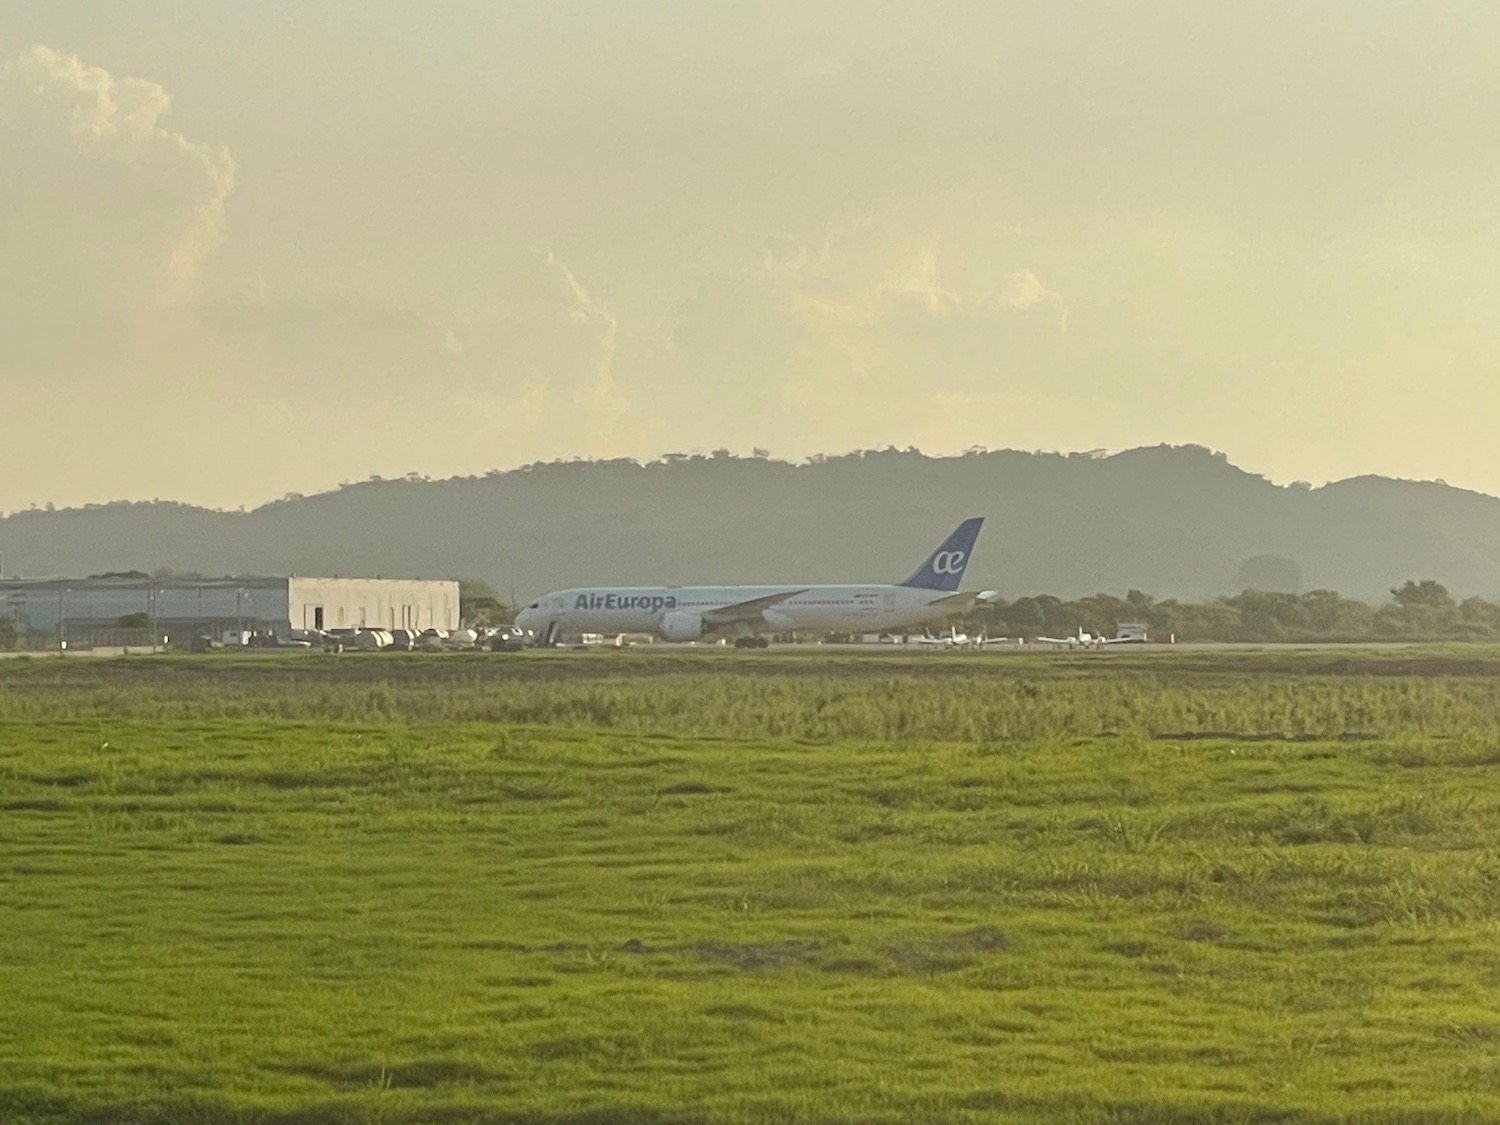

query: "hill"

left=3, top=446, right=1499, bottom=601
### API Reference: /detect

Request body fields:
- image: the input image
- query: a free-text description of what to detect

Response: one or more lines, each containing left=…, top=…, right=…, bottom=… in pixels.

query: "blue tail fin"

left=901, top=517, right=984, bottom=591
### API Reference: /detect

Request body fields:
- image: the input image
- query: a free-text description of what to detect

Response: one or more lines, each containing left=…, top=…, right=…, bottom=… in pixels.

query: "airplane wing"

left=701, top=589, right=808, bottom=628
left=925, top=591, right=982, bottom=610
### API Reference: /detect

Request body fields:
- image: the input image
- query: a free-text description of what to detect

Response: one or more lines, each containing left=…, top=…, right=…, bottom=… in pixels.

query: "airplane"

left=514, top=518, right=993, bottom=647
left=1033, top=627, right=1128, bottom=649
left=915, top=627, right=1011, bottom=650
left=915, top=626, right=971, bottom=649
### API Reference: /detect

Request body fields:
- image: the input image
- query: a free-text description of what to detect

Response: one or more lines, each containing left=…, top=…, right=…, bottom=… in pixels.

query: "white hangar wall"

left=1, top=575, right=459, bottom=642
left=288, top=577, right=460, bottom=633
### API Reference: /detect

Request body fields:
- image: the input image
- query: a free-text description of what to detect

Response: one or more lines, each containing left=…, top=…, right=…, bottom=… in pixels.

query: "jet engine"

left=761, top=609, right=796, bottom=632
left=658, top=610, right=705, bottom=642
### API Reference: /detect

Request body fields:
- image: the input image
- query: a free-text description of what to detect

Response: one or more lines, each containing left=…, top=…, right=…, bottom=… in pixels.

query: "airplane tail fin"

left=901, top=517, right=984, bottom=592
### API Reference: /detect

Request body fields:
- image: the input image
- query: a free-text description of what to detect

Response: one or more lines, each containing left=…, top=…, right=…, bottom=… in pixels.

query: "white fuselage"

left=516, top=583, right=968, bottom=641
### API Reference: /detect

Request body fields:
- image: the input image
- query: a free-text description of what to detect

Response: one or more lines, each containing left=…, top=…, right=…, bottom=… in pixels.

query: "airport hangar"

left=0, top=575, right=459, bottom=647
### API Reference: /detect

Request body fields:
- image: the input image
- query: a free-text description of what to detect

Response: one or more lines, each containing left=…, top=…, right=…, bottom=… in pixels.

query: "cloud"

left=0, top=34, right=1081, bottom=478
left=539, top=250, right=629, bottom=434
left=644, top=272, right=813, bottom=435
left=0, top=45, right=235, bottom=363
left=622, top=225, right=1079, bottom=457
left=876, top=240, right=962, bottom=317
left=203, top=287, right=463, bottom=390
left=783, top=234, right=1073, bottom=396
left=0, top=46, right=635, bottom=453
left=997, top=269, right=1067, bottom=325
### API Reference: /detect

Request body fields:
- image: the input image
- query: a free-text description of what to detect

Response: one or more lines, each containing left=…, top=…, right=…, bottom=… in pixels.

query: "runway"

left=0, top=640, right=1423, bottom=660
left=763, top=640, right=1418, bottom=654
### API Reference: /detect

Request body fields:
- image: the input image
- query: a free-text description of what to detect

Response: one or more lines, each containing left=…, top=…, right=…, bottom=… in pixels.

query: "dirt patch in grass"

left=702, top=1003, right=783, bottom=1022
left=694, top=939, right=823, bottom=970
left=271, top=1057, right=505, bottom=1090
left=1, top=798, right=68, bottom=812
left=1151, top=730, right=1381, bottom=743
left=658, top=781, right=734, bottom=795
left=1185, top=922, right=1229, bottom=942
left=884, top=927, right=1009, bottom=972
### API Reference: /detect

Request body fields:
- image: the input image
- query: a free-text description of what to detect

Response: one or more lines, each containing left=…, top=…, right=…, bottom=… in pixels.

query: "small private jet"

left=1034, top=627, right=1132, bottom=650
left=916, top=627, right=1011, bottom=650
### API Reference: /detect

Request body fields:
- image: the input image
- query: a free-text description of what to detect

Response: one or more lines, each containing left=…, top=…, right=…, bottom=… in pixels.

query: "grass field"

left=3, top=650, right=1500, bottom=1124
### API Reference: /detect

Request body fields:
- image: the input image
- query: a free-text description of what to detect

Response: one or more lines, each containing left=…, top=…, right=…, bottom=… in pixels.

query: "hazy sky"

left=3, top=2, right=1497, bottom=511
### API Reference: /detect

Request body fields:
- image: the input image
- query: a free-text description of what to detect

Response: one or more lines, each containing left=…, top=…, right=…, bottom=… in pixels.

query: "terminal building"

left=0, top=575, right=460, bottom=648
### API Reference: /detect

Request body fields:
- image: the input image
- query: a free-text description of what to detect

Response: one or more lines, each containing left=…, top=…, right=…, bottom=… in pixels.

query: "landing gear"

left=732, top=636, right=770, bottom=649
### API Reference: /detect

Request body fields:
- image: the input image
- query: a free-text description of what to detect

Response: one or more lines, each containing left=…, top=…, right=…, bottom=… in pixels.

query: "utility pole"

left=1, top=593, right=18, bottom=652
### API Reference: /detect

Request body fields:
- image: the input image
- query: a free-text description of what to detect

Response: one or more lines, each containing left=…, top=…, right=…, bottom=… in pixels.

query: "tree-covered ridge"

left=3, top=445, right=1500, bottom=601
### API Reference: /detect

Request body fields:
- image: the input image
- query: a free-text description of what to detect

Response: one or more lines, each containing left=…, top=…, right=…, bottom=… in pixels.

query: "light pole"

left=152, top=586, right=169, bottom=653
left=1, top=593, right=19, bottom=652
left=57, top=583, right=69, bottom=652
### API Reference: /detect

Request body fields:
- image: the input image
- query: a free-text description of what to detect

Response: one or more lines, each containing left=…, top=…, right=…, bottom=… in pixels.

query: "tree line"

left=964, top=581, right=1500, bottom=643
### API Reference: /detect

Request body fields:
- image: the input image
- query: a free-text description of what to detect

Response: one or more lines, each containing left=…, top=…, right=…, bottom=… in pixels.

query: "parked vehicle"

left=488, top=626, right=532, bottom=652
left=249, top=632, right=313, bottom=649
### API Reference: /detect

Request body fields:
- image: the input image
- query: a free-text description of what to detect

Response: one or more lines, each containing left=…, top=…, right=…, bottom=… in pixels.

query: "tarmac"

left=0, top=640, right=1420, bottom=659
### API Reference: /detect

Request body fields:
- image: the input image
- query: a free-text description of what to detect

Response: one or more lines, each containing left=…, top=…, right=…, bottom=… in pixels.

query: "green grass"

left=5, top=648, right=1500, bottom=741
left=2, top=651, right=1500, bottom=1123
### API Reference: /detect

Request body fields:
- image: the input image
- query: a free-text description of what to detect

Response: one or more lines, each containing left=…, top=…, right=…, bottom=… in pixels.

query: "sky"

left=2, top=1, right=1498, bottom=512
